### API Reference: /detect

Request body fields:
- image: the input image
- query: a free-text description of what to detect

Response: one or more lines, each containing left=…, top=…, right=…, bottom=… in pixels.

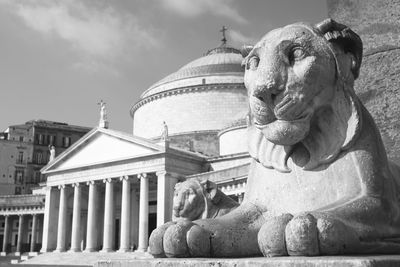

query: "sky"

left=0, top=0, right=327, bottom=133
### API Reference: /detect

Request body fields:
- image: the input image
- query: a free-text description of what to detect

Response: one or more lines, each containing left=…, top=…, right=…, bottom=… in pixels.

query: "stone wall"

left=219, top=127, right=248, bottom=156
left=328, top=0, right=400, bottom=164
left=133, top=86, right=248, bottom=138
left=167, top=131, right=220, bottom=157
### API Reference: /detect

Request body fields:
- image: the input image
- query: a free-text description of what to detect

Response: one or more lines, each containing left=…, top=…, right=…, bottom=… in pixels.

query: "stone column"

left=1, top=215, right=10, bottom=255
left=156, top=171, right=178, bottom=227
left=41, top=186, right=58, bottom=252
left=101, top=178, right=114, bottom=252
left=118, top=176, right=131, bottom=252
left=30, top=214, right=38, bottom=252
left=137, top=173, right=149, bottom=252
left=55, top=185, right=67, bottom=252
left=85, top=181, right=98, bottom=252
left=70, top=183, right=82, bottom=252
left=16, top=215, right=24, bottom=256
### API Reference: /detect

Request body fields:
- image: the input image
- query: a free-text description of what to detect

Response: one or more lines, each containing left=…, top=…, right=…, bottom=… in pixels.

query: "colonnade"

left=42, top=171, right=178, bottom=253
left=1, top=214, right=40, bottom=256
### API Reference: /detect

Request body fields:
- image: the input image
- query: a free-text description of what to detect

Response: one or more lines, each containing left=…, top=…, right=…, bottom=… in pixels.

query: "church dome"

left=140, top=47, right=244, bottom=98
left=131, top=45, right=248, bottom=156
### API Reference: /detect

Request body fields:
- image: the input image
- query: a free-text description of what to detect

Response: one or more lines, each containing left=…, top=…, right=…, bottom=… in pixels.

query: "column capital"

left=72, top=182, right=80, bottom=188
left=58, top=184, right=65, bottom=190
left=137, top=173, right=147, bottom=180
left=86, top=180, right=98, bottom=186
left=155, top=170, right=167, bottom=177
left=119, top=175, right=130, bottom=182
left=156, top=171, right=181, bottom=179
left=32, top=214, right=38, bottom=218
left=103, top=178, right=115, bottom=184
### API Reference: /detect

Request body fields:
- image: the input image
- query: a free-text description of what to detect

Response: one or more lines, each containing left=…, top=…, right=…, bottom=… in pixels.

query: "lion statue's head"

left=172, top=179, right=239, bottom=221
left=243, top=19, right=363, bottom=171
left=172, top=180, right=206, bottom=221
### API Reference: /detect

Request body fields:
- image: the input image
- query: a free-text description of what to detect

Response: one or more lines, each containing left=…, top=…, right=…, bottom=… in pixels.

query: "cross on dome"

left=220, top=26, right=228, bottom=46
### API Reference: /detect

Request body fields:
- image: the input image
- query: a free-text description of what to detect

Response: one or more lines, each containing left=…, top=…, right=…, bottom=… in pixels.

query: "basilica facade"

left=0, top=44, right=251, bottom=255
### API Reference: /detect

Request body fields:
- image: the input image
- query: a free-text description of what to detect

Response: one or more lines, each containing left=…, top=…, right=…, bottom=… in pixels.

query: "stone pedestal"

left=94, top=255, right=400, bottom=267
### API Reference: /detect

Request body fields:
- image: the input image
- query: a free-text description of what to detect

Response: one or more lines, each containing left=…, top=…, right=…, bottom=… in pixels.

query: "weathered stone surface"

left=149, top=19, right=400, bottom=258
left=95, top=255, right=400, bottom=267
left=328, top=0, right=400, bottom=165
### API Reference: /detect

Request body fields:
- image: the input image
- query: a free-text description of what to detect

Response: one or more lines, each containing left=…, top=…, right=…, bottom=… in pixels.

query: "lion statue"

left=172, top=179, right=239, bottom=221
left=149, top=19, right=400, bottom=258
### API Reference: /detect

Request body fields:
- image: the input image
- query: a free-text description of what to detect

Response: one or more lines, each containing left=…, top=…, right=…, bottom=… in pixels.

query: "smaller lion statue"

left=172, top=179, right=239, bottom=221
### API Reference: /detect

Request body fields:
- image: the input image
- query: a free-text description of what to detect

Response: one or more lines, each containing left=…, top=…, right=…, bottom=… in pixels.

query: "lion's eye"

left=288, top=47, right=306, bottom=63
left=246, top=56, right=260, bottom=70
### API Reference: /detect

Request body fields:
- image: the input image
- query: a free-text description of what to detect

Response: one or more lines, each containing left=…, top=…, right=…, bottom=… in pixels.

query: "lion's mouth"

left=251, top=92, right=309, bottom=126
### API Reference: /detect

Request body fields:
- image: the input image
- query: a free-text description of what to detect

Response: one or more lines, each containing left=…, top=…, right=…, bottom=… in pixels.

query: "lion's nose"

left=253, top=82, right=280, bottom=102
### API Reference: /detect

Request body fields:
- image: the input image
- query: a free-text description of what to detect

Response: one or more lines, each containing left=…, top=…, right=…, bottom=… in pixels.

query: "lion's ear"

left=241, top=45, right=253, bottom=58
left=315, top=18, right=363, bottom=80
left=241, top=45, right=254, bottom=67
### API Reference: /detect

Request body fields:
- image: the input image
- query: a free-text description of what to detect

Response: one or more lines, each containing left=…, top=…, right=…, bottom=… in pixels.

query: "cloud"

left=162, top=0, right=247, bottom=24
left=228, top=29, right=256, bottom=46
left=0, top=0, right=159, bottom=73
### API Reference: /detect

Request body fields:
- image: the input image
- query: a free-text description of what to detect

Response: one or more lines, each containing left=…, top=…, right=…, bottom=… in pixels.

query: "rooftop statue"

left=161, top=121, right=169, bottom=142
left=149, top=19, right=400, bottom=258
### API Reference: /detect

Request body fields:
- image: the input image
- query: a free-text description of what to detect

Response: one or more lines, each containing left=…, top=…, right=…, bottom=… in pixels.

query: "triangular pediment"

left=42, top=128, right=164, bottom=172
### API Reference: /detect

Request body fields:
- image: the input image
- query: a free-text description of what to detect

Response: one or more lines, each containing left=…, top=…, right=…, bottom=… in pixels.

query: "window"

left=49, top=135, right=56, bottom=146
left=37, top=153, right=43, bottom=164
left=33, top=171, right=41, bottom=184
left=15, top=187, right=21, bottom=195
left=62, top=137, right=71, bottom=148
left=19, top=136, right=23, bottom=142
left=16, top=151, right=24, bottom=164
left=37, top=134, right=44, bottom=145
left=15, top=170, right=23, bottom=184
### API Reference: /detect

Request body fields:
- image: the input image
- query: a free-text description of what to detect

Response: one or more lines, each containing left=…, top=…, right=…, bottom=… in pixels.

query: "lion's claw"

left=258, top=213, right=359, bottom=257
left=149, top=220, right=212, bottom=258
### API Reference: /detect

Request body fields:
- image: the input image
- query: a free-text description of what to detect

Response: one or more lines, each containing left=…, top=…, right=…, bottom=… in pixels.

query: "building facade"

left=0, top=120, right=91, bottom=195
left=0, top=44, right=251, bottom=256
left=36, top=45, right=251, bottom=254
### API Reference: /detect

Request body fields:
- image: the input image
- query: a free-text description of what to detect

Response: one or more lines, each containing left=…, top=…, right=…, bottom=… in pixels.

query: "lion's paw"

left=149, top=220, right=211, bottom=258
left=258, top=213, right=359, bottom=257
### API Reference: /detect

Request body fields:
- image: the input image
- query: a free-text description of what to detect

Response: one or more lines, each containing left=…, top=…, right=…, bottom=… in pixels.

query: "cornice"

left=130, top=83, right=246, bottom=117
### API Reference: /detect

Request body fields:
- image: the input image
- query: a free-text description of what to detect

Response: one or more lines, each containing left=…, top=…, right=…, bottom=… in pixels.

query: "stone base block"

left=14, top=252, right=21, bottom=256
left=28, top=252, right=39, bottom=256
left=94, top=255, right=400, bottom=267
left=0, top=252, right=7, bottom=256
left=21, top=255, right=31, bottom=261
left=10, top=259, right=20, bottom=264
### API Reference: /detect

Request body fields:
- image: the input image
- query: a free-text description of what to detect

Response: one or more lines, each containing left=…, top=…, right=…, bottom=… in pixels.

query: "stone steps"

left=21, top=251, right=153, bottom=266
